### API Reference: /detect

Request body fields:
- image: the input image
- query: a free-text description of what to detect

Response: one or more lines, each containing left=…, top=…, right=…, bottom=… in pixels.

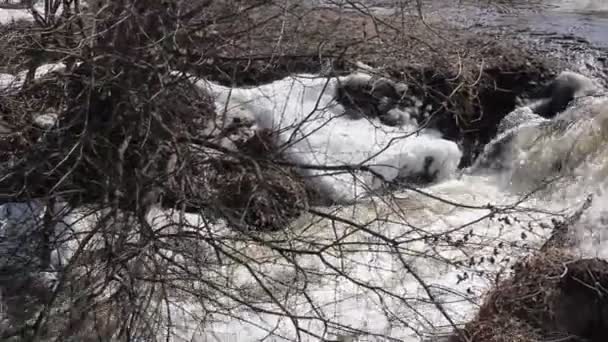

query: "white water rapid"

left=175, top=71, right=607, bottom=341
left=2, top=64, right=607, bottom=341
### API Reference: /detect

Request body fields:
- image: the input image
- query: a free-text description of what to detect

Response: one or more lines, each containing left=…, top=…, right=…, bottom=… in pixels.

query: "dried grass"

left=456, top=248, right=608, bottom=342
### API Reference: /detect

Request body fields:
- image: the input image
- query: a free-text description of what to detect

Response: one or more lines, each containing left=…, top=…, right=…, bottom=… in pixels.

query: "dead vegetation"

left=0, top=0, right=311, bottom=224
left=452, top=248, right=608, bottom=342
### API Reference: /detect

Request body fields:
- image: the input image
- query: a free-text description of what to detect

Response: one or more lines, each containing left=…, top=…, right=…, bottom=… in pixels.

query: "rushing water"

left=1, top=2, right=608, bottom=342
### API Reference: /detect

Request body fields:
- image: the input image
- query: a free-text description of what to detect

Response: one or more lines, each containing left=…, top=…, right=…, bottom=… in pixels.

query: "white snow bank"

left=199, top=74, right=462, bottom=202
left=33, top=112, right=58, bottom=128
left=19, top=62, right=66, bottom=80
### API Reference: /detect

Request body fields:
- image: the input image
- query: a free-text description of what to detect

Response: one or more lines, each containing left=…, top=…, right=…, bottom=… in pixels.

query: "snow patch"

left=34, top=112, right=58, bottom=129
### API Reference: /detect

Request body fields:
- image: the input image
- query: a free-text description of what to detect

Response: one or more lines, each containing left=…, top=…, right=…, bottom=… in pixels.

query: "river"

left=1, top=2, right=608, bottom=341
left=470, top=0, right=608, bottom=48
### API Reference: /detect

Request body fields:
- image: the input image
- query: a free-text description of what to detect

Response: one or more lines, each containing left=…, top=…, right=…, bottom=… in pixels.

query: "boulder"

left=521, top=71, right=603, bottom=118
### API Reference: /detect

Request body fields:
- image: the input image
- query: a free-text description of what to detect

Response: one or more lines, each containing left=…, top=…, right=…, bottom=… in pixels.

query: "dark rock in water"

left=450, top=249, right=608, bottom=342
left=522, top=71, right=601, bottom=118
